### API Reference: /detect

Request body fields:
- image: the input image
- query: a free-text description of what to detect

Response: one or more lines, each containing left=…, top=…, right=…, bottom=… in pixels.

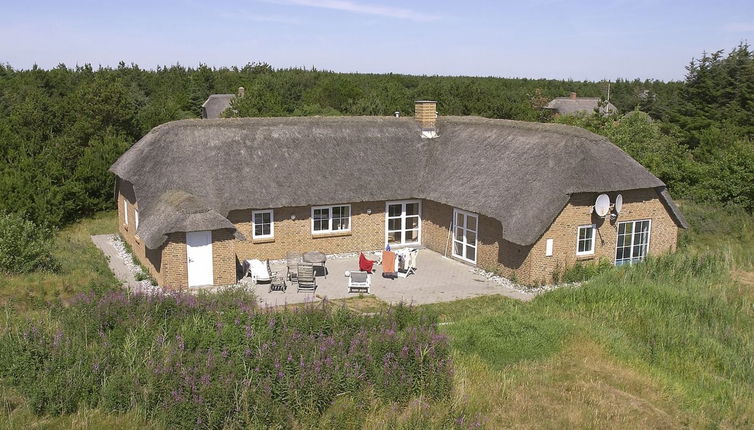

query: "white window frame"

left=311, top=204, right=351, bottom=234
left=123, top=199, right=129, bottom=226
left=451, top=208, right=478, bottom=264
left=615, top=219, right=652, bottom=266
left=385, top=200, right=422, bottom=247
left=576, top=224, right=596, bottom=256
left=252, top=209, right=274, bottom=239
left=134, top=208, right=139, bottom=231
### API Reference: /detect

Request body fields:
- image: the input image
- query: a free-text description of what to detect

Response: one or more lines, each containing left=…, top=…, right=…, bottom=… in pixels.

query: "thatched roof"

left=544, top=97, right=617, bottom=115
left=201, top=94, right=234, bottom=119
left=111, top=116, right=685, bottom=249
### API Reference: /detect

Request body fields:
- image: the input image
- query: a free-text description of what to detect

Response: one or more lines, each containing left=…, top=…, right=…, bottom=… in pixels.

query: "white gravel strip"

left=471, top=267, right=582, bottom=296
left=107, top=234, right=164, bottom=294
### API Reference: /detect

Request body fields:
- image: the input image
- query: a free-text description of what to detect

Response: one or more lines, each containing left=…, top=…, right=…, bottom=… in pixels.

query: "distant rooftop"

left=544, top=92, right=617, bottom=116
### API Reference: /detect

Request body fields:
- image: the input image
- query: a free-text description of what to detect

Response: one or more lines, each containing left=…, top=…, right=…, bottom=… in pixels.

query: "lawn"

left=0, top=211, right=120, bottom=311
left=1, top=202, right=753, bottom=429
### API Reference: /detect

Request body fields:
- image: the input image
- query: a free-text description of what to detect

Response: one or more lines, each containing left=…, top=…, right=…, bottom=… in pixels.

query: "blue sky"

left=1, top=0, right=753, bottom=80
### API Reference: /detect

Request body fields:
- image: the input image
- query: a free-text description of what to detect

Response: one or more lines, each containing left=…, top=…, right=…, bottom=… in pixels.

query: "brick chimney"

left=569, top=92, right=577, bottom=100
left=415, top=100, right=438, bottom=138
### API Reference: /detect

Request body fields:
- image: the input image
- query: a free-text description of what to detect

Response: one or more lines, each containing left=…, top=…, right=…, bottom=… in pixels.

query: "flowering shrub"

left=0, top=289, right=452, bottom=428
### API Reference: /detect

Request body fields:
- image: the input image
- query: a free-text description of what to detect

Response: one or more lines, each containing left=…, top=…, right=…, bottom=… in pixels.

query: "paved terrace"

left=242, top=249, right=533, bottom=307
left=92, top=235, right=534, bottom=306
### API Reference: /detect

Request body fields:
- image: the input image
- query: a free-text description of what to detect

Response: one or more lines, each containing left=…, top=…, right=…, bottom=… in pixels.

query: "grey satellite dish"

left=594, top=194, right=610, bottom=217
left=614, top=194, right=623, bottom=214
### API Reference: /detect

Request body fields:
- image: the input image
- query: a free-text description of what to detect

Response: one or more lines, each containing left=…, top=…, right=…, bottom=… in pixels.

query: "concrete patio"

left=242, top=249, right=534, bottom=307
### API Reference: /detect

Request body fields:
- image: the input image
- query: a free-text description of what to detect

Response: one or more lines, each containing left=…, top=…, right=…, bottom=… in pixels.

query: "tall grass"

left=0, top=289, right=452, bottom=429
left=428, top=200, right=754, bottom=427
left=0, top=211, right=119, bottom=310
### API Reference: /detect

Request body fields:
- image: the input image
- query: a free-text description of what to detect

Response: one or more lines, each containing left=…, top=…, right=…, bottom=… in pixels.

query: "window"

left=452, top=208, right=478, bottom=263
left=311, top=205, right=351, bottom=234
left=576, top=224, right=596, bottom=255
left=615, top=220, right=651, bottom=266
left=123, top=200, right=129, bottom=225
left=134, top=208, right=139, bottom=231
left=252, top=209, right=274, bottom=239
left=385, top=200, right=421, bottom=246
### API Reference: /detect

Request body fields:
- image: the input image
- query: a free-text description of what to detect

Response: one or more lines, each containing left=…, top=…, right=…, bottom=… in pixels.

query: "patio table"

left=303, top=251, right=327, bottom=278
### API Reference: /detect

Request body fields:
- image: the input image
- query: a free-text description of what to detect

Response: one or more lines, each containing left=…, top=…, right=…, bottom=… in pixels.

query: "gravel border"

left=471, top=267, right=582, bottom=296
left=108, top=234, right=164, bottom=295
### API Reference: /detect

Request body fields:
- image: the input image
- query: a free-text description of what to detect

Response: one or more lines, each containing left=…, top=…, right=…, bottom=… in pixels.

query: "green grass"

left=2, top=201, right=754, bottom=428
left=0, top=211, right=119, bottom=311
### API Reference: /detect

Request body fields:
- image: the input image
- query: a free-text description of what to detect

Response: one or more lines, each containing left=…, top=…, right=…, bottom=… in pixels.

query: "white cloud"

left=267, top=0, right=439, bottom=22
left=722, top=22, right=754, bottom=33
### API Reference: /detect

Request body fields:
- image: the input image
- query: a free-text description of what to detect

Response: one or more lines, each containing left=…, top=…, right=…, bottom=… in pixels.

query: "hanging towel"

left=382, top=251, right=397, bottom=279
left=359, top=253, right=375, bottom=273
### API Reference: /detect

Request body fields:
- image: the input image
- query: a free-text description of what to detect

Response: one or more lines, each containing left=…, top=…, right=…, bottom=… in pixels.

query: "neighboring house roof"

left=110, top=116, right=686, bottom=249
left=201, top=94, right=235, bottom=119
left=544, top=97, right=617, bottom=116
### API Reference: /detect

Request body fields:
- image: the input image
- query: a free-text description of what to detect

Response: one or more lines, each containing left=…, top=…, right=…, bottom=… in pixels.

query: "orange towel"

left=382, top=251, right=396, bottom=274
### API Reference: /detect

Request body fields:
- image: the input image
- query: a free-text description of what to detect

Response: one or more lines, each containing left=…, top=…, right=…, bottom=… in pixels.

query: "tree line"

left=0, top=44, right=751, bottom=234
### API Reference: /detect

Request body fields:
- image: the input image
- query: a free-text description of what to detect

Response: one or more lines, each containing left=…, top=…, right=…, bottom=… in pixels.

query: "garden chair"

left=347, top=270, right=371, bottom=294
left=296, top=264, right=317, bottom=293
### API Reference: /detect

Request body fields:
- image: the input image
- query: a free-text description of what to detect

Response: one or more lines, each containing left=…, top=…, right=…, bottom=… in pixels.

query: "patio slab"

left=246, top=249, right=534, bottom=307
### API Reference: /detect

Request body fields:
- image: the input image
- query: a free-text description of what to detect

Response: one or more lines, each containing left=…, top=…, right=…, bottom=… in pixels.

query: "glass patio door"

left=385, top=201, right=421, bottom=246
left=615, top=219, right=651, bottom=265
left=452, top=208, right=478, bottom=263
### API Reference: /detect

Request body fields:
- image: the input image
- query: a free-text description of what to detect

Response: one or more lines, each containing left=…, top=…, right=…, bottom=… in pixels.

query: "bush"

left=0, top=289, right=452, bottom=428
left=0, top=212, right=58, bottom=274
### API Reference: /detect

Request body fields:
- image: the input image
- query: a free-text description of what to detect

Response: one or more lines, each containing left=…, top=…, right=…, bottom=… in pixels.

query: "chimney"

left=569, top=92, right=577, bottom=100
left=238, top=86, right=245, bottom=98
left=415, top=100, right=438, bottom=138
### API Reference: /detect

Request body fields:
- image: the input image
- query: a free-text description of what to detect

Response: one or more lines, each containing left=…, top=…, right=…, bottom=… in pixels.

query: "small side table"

left=303, top=251, right=327, bottom=278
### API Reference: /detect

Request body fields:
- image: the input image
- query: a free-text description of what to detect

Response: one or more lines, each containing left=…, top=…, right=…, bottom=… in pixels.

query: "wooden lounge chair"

left=296, top=264, right=317, bottom=293
left=286, top=251, right=301, bottom=282
left=347, top=271, right=371, bottom=294
left=268, top=260, right=286, bottom=293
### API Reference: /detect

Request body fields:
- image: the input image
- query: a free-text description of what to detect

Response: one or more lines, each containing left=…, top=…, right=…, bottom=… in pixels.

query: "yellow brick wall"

left=161, top=232, right=187, bottom=289
left=522, top=188, right=679, bottom=285
left=118, top=179, right=679, bottom=289
left=117, top=179, right=165, bottom=286
left=229, top=201, right=388, bottom=262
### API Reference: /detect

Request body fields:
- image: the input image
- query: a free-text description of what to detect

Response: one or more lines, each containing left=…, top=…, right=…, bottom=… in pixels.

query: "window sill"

left=312, top=231, right=352, bottom=239
left=252, top=237, right=275, bottom=244
left=122, top=224, right=129, bottom=232
left=576, top=254, right=595, bottom=261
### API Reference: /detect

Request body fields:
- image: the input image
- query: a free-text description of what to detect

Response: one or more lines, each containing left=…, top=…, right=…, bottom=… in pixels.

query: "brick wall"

left=421, top=190, right=679, bottom=285
left=229, top=201, right=389, bottom=262
left=116, top=179, right=165, bottom=286
left=118, top=179, right=680, bottom=289
left=161, top=232, right=187, bottom=289
left=519, top=188, right=678, bottom=285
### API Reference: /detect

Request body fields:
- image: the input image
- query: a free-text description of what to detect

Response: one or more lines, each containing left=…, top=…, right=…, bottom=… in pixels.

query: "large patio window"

left=386, top=200, right=421, bottom=246
left=615, top=219, right=651, bottom=265
left=311, top=205, right=351, bottom=234
left=252, top=209, right=274, bottom=239
left=452, top=208, right=478, bottom=263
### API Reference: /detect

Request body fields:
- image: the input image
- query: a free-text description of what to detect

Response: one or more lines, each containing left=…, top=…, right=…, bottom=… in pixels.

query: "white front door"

left=186, top=231, right=214, bottom=287
left=385, top=200, right=421, bottom=247
left=452, top=209, right=478, bottom=263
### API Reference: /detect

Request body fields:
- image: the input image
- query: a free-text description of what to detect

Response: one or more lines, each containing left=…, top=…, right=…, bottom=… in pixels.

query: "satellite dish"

left=594, top=194, right=610, bottom=217
left=614, top=194, right=623, bottom=214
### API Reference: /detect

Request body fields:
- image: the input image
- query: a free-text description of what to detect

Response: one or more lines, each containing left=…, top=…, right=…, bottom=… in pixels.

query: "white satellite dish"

left=594, top=194, right=610, bottom=217
left=614, top=194, right=623, bottom=214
